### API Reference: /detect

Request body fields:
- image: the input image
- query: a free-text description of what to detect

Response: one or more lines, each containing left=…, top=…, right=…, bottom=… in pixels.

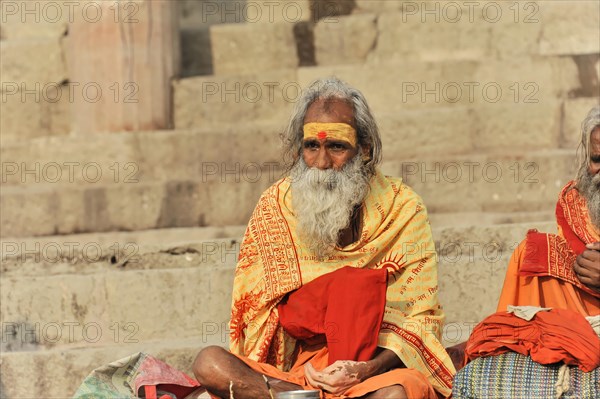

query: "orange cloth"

left=497, top=181, right=600, bottom=316
left=237, top=343, right=438, bottom=399
left=230, top=170, right=455, bottom=397
left=277, top=266, right=388, bottom=365
left=465, top=308, right=600, bottom=372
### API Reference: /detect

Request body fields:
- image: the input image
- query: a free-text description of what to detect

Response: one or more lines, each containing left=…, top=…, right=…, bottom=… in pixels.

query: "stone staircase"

left=1, top=0, right=599, bottom=397
left=1, top=220, right=556, bottom=397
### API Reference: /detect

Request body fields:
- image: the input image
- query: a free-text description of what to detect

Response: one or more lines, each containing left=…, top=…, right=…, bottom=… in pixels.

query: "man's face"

left=580, top=126, right=600, bottom=228
left=589, top=127, right=600, bottom=176
left=302, top=98, right=359, bottom=170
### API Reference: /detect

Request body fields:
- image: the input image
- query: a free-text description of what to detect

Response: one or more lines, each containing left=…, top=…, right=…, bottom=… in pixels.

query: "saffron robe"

left=229, top=171, right=455, bottom=398
left=497, top=181, right=600, bottom=316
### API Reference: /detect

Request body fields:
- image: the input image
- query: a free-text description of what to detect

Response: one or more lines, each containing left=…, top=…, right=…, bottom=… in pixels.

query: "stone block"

left=0, top=173, right=281, bottom=237
left=473, top=56, right=580, bottom=105
left=0, top=124, right=284, bottom=186
left=368, top=10, right=491, bottom=64
left=297, top=61, right=481, bottom=113
left=438, top=254, right=511, bottom=325
left=0, top=245, right=238, bottom=346
left=539, top=0, right=600, bottom=56
left=0, top=83, right=70, bottom=142
left=103, top=267, right=234, bottom=342
left=210, top=22, right=298, bottom=75
left=562, top=97, right=600, bottom=149
left=488, top=1, right=543, bottom=59
left=397, top=150, right=576, bottom=214
left=0, top=38, right=67, bottom=89
left=433, top=221, right=556, bottom=265
left=314, top=13, right=377, bottom=66
left=471, top=101, right=562, bottom=152
left=0, top=0, right=68, bottom=39
left=378, top=107, right=474, bottom=159
left=173, top=69, right=297, bottom=128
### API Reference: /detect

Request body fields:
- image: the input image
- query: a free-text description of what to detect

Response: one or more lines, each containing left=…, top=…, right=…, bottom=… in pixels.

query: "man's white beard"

left=290, top=155, right=370, bottom=259
left=578, top=170, right=600, bottom=229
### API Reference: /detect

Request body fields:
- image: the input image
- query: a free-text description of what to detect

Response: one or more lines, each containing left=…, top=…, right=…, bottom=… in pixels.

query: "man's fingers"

left=582, top=249, right=600, bottom=263
left=304, top=364, right=322, bottom=389
left=304, top=363, right=332, bottom=391
left=576, top=274, right=600, bottom=289
left=585, top=242, right=600, bottom=250
left=574, top=257, right=597, bottom=278
left=578, top=252, right=600, bottom=273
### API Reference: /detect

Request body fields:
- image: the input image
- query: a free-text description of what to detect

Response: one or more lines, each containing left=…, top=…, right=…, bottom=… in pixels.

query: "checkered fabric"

left=452, top=352, right=599, bottom=399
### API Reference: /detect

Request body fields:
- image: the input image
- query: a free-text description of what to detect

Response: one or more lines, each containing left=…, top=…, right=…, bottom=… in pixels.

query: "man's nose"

left=314, top=148, right=332, bottom=170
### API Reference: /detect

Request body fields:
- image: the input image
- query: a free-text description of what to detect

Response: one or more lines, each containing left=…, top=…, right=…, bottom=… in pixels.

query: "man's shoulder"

left=378, top=173, right=426, bottom=208
left=255, top=177, right=290, bottom=203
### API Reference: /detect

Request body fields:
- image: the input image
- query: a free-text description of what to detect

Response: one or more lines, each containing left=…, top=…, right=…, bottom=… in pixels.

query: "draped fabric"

left=229, top=170, right=455, bottom=397
left=465, top=308, right=600, bottom=372
left=277, top=266, right=388, bottom=365
left=497, top=181, right=600, bottom=316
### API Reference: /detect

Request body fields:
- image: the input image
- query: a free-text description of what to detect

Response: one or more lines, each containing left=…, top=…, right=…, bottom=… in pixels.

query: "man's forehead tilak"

left=303, top=122, right=357, bottom=148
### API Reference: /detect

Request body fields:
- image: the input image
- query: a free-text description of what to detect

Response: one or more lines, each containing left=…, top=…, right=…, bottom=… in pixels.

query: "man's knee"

left=192, top=345, right=229, bottom=384
left=369, top=384, right=408, bottom=399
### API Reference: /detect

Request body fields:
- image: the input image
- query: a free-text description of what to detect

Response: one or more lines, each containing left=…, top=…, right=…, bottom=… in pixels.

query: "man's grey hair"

left=576, top=105, right=600, bottom=182
left=281, top=77, right=382, bottom=177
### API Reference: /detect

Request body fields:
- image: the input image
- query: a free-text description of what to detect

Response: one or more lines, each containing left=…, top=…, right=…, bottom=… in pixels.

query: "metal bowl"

left=275, top=390, right=320, bottom=398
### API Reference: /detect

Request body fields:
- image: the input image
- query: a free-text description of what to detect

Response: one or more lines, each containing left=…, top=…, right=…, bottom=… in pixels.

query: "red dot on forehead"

left=317, top=131, right=327, bottom=140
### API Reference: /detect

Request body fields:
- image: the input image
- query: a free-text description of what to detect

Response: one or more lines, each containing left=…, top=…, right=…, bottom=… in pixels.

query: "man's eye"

left=329, top=143, right=346, bottom=151
left=591, top=156, right=600, bottom=163
left=304, top=141, right=319, bottom=149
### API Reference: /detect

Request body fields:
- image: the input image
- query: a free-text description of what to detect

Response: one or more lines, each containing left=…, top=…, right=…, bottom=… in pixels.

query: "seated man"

left=193, top=78, right=456, bottom=399
left=453, top=107, right=600, bottom=398
left=497, top=105, right=600, bottom=315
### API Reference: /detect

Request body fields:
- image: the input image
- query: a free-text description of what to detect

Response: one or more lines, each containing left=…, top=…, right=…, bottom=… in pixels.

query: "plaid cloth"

left=453, top=352, right=599, bottom=399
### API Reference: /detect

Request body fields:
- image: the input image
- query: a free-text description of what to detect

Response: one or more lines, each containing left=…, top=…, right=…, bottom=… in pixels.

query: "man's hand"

left=304, top=360, right=370, bottom=396
left=574, top=242, right=600, bottom=292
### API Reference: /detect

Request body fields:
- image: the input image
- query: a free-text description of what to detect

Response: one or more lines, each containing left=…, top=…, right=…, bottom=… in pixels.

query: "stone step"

left=325, top=2, right=600, bottom=66
left=0, top=337, right=212, bottom=399
left=1, top=220, right=555, bottom=274
left=173, top=56, right=585, bottom=129
left=1, top=122, right=285, bottom=186
left=385, top=149, right=577, bottom=214
left=4, top=99, right=593, bottom=187
left=1, top=221, right=556, bottom=348
left=0, top=322, right=471, bottom=399
left=1, top=221, right=557, bottom=395
left=297, top=56, right=582, bottom=115
left=1, top=149, right=575, bottom=237
left=1, top=238, right=238, bottom=349
left=202, top=2, right=599, bottom=75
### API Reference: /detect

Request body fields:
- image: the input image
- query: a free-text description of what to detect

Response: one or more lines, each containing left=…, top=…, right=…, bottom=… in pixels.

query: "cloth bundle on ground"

left=465, top=308, right=600, bottom=372
left=453, top=351, right=600, bottom=399
left=73, top=352, right=203, bottom=399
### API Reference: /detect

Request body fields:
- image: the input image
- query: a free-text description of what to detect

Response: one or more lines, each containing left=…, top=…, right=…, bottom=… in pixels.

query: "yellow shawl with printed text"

left=229, top=170, right=455, bottom=396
